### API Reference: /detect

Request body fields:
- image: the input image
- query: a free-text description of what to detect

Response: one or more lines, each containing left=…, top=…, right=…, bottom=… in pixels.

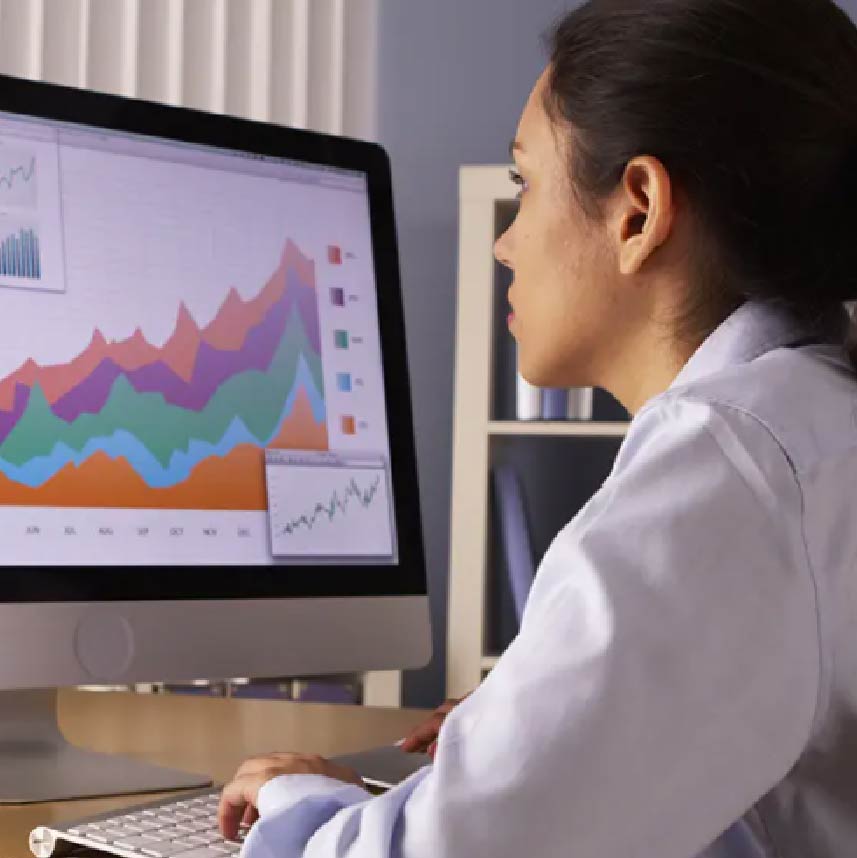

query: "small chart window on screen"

left=264, top=449, right=396, bottom=561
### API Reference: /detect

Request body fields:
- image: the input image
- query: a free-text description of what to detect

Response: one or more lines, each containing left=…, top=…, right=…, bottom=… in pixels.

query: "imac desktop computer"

left=0, top=74, right=430, bottom=803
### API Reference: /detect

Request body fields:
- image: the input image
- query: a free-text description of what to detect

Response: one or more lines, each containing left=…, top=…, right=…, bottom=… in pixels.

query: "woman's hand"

left=217, top=752, right=364, bottom=841
left=399, top=693, right=472, bottom=758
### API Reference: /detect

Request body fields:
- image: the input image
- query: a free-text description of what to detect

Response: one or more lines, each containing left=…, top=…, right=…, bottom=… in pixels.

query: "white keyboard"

left=30, top=789, right=245, bottom=858
left=29, top=745, right=430, bottom=858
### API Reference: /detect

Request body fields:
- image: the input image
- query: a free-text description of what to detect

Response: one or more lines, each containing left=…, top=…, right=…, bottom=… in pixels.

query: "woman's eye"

left=509, top=168, right=528, bottom=201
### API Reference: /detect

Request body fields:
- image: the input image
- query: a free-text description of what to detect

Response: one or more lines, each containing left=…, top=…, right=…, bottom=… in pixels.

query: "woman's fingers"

left=241, top=804, right=259, bottom=829
left=400, top=699, right=462, bottom=753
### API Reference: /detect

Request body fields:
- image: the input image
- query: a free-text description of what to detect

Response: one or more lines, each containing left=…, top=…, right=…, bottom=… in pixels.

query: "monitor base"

left=0, top=689, right=211, bottom=804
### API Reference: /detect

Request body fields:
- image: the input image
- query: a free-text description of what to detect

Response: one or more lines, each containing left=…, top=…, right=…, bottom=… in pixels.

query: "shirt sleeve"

left=243, top=394, right=821, bottom=858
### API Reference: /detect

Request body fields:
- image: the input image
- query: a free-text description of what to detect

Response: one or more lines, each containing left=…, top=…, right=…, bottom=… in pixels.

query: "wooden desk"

left=1, top=689, right=429, bottom=858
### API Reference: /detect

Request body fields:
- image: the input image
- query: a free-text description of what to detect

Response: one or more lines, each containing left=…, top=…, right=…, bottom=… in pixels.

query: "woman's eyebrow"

left=509, top=140, right=526, bottom=158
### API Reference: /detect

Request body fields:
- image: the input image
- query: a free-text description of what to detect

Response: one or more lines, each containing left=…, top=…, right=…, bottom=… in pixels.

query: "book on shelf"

left=492, top=463, right=536, bottom=625
left=515, top=376, right=595, bottom=421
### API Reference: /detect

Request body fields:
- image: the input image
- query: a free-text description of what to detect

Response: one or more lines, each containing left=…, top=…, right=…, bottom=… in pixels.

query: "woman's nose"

left=494, top=232, right=512, bottom=269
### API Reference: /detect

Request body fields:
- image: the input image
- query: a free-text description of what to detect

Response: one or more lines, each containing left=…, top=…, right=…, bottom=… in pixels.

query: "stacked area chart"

left=0, top=238, right=329, bottom=509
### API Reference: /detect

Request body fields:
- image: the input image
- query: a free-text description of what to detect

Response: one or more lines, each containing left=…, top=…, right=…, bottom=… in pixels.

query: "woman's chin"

left=518, top=365, right=561, bottom=389
left=519, top=358, right=588, bottom=390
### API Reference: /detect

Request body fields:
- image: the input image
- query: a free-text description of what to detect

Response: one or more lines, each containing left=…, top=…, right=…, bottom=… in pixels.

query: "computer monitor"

left=0, top=74, right=430, bottom=804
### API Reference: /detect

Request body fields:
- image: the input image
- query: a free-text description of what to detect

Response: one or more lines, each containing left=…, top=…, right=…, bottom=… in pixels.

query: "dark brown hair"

left=544, top=0, right=857, bottom=368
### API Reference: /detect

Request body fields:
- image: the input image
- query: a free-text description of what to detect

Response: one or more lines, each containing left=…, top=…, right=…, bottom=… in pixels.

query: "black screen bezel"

left=0, top=74, right=427, bottom=603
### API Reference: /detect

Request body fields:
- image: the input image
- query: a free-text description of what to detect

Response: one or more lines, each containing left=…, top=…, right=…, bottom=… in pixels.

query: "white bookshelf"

left=445, top=166, right=629, bottom=699
left=488, top=421, right=629, bottom=438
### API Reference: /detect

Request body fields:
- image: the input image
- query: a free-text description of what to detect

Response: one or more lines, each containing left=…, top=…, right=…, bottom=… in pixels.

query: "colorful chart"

left=0, top=238, right=329, bottom=509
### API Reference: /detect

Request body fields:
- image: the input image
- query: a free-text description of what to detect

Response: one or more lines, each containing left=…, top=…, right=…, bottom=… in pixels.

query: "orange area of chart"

left=0, top=388, right=328, bottom=509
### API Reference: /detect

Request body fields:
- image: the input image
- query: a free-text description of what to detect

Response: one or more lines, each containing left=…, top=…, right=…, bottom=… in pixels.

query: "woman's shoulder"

left=630, top=344, right=857, bottom=481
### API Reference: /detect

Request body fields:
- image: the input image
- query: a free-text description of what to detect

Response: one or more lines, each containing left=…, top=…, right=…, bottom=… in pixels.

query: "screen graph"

left=0, top=118, right=394, bottom=566
left=0, top=150, right=37, bottom=209
left=0, top=224, right=40, bottom=279
left=0, top=238, right=329, bottom=510
left=265, top=452, right=394, bottom=558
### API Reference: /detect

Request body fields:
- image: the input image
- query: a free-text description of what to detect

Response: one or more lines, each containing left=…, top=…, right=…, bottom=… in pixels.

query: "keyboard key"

left=141, top=843, right=197, bottom=858
left=167, top=849, right=224, bottom=858
left=102, top=827, right=136, bottom=840
left=84, top=832, right=109, bottom=843
left=161, top=827, right=194, bottom=839
left=116, top=835, right=167, bottom=851
left=197, top=833, right=223, bottom=845
left=187, top=833, right=223, bottom=846
left=141, top=831, right=166, bottom=842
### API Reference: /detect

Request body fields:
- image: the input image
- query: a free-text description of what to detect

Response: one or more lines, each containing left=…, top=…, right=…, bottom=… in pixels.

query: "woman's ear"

left=617, top=156, right=674, bottom=276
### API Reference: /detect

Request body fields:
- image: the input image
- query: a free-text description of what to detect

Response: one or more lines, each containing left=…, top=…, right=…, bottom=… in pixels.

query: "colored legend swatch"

left=336, top=373, right=352, bottom=392
left=334, top=329, right=349, bottom=349
left=341, top=415, right=356, bottom=435
left=328, top=245, right=342, bottom=265
left=329, top=287, right=345, bottom=307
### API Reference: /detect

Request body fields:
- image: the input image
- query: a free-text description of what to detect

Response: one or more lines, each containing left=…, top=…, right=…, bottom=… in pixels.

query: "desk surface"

left=1, top=689, right=429, bottom=858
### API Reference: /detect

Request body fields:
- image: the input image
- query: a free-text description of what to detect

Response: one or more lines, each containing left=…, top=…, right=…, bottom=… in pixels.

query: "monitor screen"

left=0, top=109, right=399, bottom=570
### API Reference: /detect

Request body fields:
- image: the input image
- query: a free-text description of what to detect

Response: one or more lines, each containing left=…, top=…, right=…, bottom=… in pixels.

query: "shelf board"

left=480, top=655, right=501, bottom=670
left=488, top=420, right=629, bottom=438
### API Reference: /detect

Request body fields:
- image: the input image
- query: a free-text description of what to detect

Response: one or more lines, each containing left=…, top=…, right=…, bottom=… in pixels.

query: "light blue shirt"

left=243, top=300, right=857, bottom=858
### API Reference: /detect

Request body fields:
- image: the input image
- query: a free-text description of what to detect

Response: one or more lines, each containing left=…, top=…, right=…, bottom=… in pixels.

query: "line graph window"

left=264, top=450, right=395, bottom=560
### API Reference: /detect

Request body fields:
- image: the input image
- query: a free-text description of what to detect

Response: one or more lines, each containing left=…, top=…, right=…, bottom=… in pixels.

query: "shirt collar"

left=668, top=300, right=852, bottom=391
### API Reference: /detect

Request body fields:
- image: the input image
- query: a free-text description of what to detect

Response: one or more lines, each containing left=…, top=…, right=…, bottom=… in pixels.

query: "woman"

left=218, top=1, right=857, bottom=855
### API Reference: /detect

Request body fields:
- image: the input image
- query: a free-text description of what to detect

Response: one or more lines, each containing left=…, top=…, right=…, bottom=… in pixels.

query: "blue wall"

left=376, top=0, right=570, bottom=707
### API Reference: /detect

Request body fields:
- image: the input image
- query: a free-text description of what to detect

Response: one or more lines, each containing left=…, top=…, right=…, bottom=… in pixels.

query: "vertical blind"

left=0, top=0, right=378, bottom=139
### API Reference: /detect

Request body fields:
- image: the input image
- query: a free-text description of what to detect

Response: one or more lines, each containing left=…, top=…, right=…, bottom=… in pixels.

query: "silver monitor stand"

left=0, top=690, right=210, bottom=804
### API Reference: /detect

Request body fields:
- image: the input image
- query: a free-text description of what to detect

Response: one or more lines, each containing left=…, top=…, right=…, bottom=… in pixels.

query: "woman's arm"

left=240, top=395, right=821, bottom=858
